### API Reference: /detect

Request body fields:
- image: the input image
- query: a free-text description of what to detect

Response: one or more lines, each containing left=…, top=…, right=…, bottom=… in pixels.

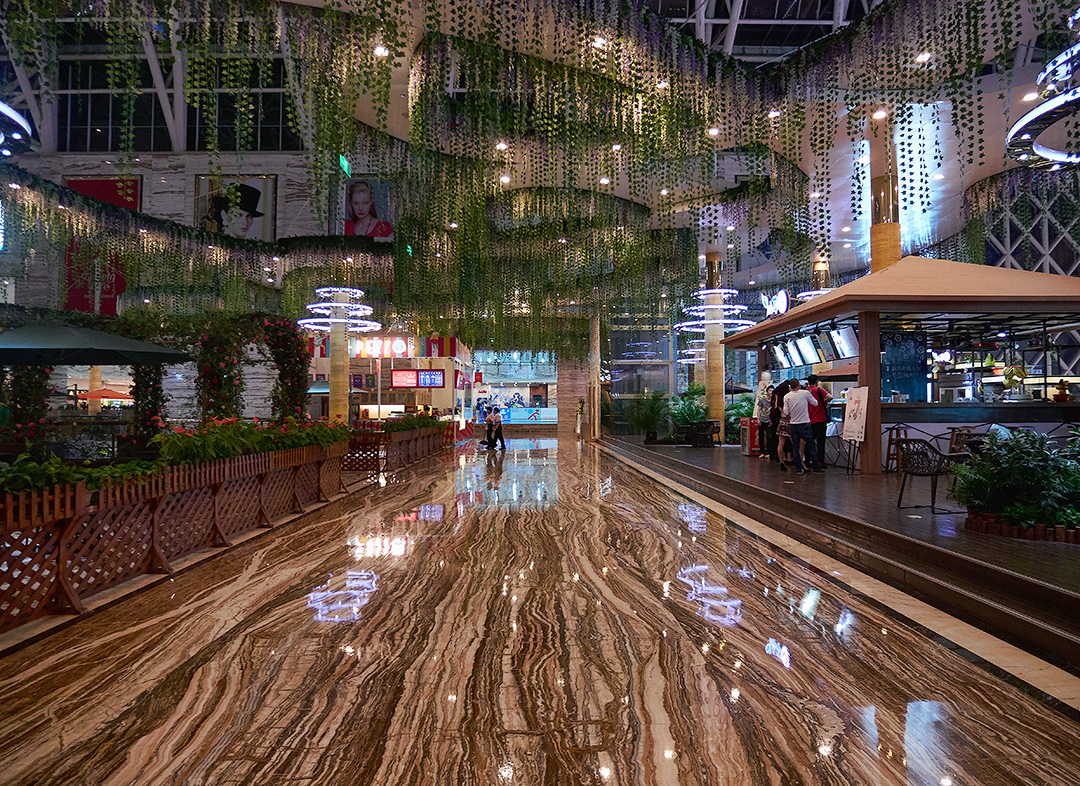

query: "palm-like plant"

left=627, top=391, right=670, bottom=442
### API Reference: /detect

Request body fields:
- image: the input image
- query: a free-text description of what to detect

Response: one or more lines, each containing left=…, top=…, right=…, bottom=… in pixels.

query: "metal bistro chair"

left=895, top=438, right=970, bottom=514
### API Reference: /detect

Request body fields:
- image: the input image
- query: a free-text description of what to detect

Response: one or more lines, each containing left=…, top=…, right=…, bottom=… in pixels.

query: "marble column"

left=87, top=364, right=102, bottom=415
left=869, top=137, right=901, bottom=272
left=588, top=310, right=601, bottom=441
left=704, top=254, right=725, bottom=442
left=858, top=309, right=882, bottom=475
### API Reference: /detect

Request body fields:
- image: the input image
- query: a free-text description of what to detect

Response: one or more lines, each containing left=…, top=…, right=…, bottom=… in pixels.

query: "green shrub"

left=950, top=431, right=1080, bottom=527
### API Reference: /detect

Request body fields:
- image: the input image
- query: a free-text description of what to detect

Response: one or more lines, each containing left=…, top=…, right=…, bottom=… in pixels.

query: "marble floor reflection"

left=1, top=439, right=1079, bottom=785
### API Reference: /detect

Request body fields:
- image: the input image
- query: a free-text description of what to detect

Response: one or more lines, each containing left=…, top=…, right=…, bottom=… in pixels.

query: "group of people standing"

left=755, top=375, right=832, bottom=474
left=479, top=406, right=506, bottom=450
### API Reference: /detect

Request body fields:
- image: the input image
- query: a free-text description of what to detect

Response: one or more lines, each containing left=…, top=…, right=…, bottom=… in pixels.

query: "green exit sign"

left=339, top=155, right=351, bottom=178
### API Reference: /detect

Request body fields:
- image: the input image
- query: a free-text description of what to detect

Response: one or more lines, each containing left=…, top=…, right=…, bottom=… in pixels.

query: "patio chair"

left=895, top=438, right=970, bottom=513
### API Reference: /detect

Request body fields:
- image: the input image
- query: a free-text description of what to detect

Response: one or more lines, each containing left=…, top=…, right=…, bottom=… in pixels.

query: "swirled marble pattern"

left=1, top=439, right=1078, bottom=786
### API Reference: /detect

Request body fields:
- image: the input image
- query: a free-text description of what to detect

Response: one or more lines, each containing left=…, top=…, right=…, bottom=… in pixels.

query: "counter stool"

left=884, top=426, right=909, bottom=473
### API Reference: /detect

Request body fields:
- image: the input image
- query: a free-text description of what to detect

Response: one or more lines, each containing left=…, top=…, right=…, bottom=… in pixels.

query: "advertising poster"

left=342, top=178, right=395, bottom=241
left=195, top=175, right=276, bottom=242
left=841, top=386, right=869, bottom=443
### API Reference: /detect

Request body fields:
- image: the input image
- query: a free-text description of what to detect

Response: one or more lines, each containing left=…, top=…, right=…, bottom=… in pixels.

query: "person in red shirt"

left=806, top=374, right=833, bottom=470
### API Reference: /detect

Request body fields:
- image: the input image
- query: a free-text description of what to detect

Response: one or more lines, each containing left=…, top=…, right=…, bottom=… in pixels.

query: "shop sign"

left=418, top=369, right=444, bottom=388
left=761, top=289, right=789, bottom=317
left=354, top=336, right=415, bottom=358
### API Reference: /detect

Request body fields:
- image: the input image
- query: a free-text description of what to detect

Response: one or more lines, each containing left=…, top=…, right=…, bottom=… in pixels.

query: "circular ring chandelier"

left=0, top=102, right=32, bottom=158
left=298, top=287, right=382, bottom=333
left=675, top=286, right=757, bottom=335
left=795, top=289, right=832, bottom=301
left=1005, top=7, right=1080, bottom=169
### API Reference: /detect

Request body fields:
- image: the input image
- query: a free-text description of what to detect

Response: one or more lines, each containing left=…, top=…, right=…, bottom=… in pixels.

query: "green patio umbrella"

left=0, top=323, right=190, bottom=366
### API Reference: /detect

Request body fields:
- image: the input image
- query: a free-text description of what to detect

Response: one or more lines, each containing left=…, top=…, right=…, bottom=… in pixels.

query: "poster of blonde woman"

left=342, top=178, right=394, bottom=241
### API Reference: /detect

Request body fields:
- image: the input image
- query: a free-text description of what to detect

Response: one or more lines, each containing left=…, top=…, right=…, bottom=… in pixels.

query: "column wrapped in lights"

left=298, top=287, right=381, bottom=422
left=675, top=255, right=757, bottom=441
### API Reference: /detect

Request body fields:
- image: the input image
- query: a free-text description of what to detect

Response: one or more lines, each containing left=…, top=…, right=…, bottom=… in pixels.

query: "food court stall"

left=722, top=256, right=1080, bottom=474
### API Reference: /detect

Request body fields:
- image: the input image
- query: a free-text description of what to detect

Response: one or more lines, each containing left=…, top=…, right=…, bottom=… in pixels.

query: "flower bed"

left=0, top=426, right=350, bottom=636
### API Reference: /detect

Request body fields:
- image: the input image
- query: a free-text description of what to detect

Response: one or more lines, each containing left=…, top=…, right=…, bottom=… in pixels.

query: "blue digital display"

left=417, top=369, right=444, bottom=388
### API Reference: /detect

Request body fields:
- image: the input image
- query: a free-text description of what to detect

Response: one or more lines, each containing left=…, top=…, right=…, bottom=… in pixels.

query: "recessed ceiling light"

left=748, top=279, right=756, bottom=285
left=272, top=256, right=280, bottom=261
left=500, top=174, right=511, bottom=184
left=1021, top=133, right=1031, bottom=140
left=768, top=109, right=781, bottom=118
left=143, top=298, right=151, bottom=303
left=841, top=226, right=851, bottom=232
left=1023, top=91, right=1039, bottom=101
left=707, top=127, right=719, bottom=136
left=346, top=256, right=353, bottom=262
left=657, top=80, right=669, bottom=89
left=1019, top=154, right=1030, bottom=161
left=495, top=141, right=508, bottom=151
left=915, top=51, right=931, bottom=63
left=558, top=237, right=567, bottom=243
left=139, top=228, right=147, bottom=233
left=11, top=132, right=22, bottom=140
left=263, top=266, right=272, bottom=272
left=599, top=176, right=610, bottom=185
left=872, top=109, right=888, bottom=119
left=727, top=243, right=734, bottom=249
left=726, top=225, right=735, bottom=231
left=932, top=173, right=944, bottom=180
left=592, top=36, right=607, bottom=48
left=374, top=45, right=389, bottom=57
left=843, top=243, right=851, bottom=248
left=997, top=331, right=1007, bottom=338
left=810, top=191, right=821, bottom=198
left=857, top=155, right=870, bottom=164
left=698, top=254, right=706, bottom=260
left=570, top=300, right=575, bottom=304
left=1, top=150, right=11, bottom=157
left=8, top=183, right=20, bottom=189
left=1051, top=163, right=1062, bottom=170
left=612, top=143, right=622, bottom=151
left=449, top=222, right=458, bottom=228
left=660, top=188, right=669, bottom=195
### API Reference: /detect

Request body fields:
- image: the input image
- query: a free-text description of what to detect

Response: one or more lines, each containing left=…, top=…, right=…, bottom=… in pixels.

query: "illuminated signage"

left=761, top=289, right=789, bottom=316
left=339, top=154, right=352, bottom=178
left=355, top=336, right=415, bottom=358
left=391, top=369, right=418, bottom=387
left=418, top=369, right=444, bottom=388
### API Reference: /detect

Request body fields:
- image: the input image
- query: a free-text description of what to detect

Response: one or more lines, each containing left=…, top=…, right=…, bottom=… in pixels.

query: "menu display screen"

left=772, top=344, right=792, bottom=369
left=417, top=369, right=445, bottom=388
left=391, top=369, right=418, bottom=388
left=796, top=336, right=821, bottom=365
left=816, top=332, right=839, bottom=362
left=786, top=340, right=807, bottom=366
left=830, top=326, right=859, bottom=358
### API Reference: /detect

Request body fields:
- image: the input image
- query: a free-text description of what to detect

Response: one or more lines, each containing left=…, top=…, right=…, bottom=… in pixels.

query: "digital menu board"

left=417, top=369, right=445, bottom=388
left=796, top=336, right=821, bottom=365
left=786, top=340, right=807, bottom=366
left=829, top=326, right=859, bottom=358
left=391, top=369, right=418, bottom=388
left=771, top=344, right=792, bottom=369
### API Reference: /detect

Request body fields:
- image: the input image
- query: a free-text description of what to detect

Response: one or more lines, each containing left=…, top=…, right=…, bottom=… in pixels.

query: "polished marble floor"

left=1, top=439, right=1079, bottom=785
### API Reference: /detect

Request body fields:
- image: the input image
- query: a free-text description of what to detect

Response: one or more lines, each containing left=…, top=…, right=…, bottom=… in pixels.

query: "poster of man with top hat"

left=195, top=175, right=276, bottom=242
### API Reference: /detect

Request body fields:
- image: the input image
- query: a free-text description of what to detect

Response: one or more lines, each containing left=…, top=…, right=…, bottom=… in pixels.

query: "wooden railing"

left=342, top=425, right=451, bottom=476
left=0, top=441, right=348, bottom=635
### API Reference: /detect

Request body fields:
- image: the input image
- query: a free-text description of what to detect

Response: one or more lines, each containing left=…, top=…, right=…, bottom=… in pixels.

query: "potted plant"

left=627, top=391, right=670, bottom=444
left=951, top=430, right=1080, bottom=540
left=669, top=382, right=708, bottom=427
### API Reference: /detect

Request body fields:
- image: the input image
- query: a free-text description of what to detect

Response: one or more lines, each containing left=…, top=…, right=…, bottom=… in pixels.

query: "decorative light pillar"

left=298, top=287, right=381, bottom=423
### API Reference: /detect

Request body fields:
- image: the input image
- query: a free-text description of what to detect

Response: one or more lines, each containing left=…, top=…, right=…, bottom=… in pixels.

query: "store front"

left=472, top=351, right=558, bottom=425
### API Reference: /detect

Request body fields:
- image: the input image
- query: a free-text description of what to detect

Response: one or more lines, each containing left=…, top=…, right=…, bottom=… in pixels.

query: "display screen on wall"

left=391, top=369, right=418, bottom=388
left=195, top=175, right=276, bottom=242
left=417, top=369, right=444, bottom=388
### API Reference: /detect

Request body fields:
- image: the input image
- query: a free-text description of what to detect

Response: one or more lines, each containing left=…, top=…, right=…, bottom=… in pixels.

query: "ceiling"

left=655, top=0, right=871, bottom=61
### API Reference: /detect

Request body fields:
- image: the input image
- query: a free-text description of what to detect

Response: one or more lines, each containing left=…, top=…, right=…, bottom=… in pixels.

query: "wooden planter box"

left=0, top=440, right=348, bottom=636
left=964, top=510, right=1078, bottom=543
